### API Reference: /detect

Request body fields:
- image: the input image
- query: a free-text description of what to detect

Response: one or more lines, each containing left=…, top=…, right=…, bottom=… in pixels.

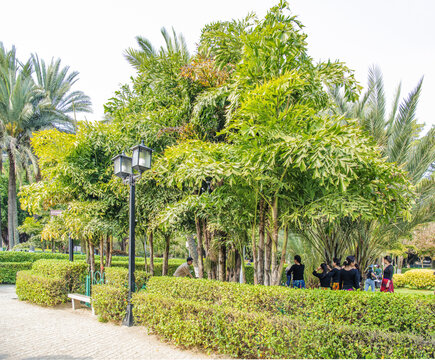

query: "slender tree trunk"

left=234, top=248, right=241, bottom=283
left=143, top=234, right=148, bottom=273
left=105, top=236, right=112, bottom=267
left=99, top=237, right=104, bottom=272
left=187, top=234, right=198, bottom=268
left=218, top=240, right=226, bottom=281
left=51, top=239, right=55, bottom=253
left=162, top=233, right=170, bottom=276
left=7, top=147, right=18, bottom=250
left=257, top=198, right=266, bottom=285
left=271, top=197, right=280, bottom=285
left=209, top=232, right=218, bottom=280
left=264, top=229, right=272, bottom=286
left=89, top=242, right=95, bottom=275
left=274, top=225, right=289, bottom=285
left=195, top=217, right=204, bottom=278
left=148, top=232, right=154, bottom=275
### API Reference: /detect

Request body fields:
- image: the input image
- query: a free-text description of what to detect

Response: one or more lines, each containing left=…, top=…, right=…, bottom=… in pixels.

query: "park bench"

left=68, top=293, right=95, bottom=316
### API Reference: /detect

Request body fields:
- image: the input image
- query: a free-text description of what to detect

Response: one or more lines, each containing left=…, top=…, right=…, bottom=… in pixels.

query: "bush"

left=132, top=293, right=435, bottom=359
left=104, top=267, right=150, bottom=290
left=31, top=259, right=88, bottom=293
left=92, top=284, right=127, bottom=323
left=393, top=273, right=406, bottom=287
left=146, top=277, right=435, bottom=336
left=16, top=270, right=67, bottom=306
left=0, top=262, right=32, bottom=283
left=394, top=269, right=435, bottom=290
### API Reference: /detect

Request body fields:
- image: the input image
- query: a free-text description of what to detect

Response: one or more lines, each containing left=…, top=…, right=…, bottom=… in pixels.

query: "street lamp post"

left=112, top=142, right=153, bottom=327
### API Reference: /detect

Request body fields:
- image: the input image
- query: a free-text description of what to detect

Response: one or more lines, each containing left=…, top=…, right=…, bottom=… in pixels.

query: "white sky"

left=1, top=0, right=434, bottom=131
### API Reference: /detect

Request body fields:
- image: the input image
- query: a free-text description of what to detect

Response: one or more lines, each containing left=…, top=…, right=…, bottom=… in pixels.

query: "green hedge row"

left=146, top=277, right=435, bottom=336
left=132, top=293, right=435, bottom=359
left=16, top=271, right=68, bottom=306
left=0, top=251, right=181, bottom=264
left=92, top=285, right=127, bottom=323
left=104, top=267, right=150, bottom=290
left=0, top=262, right=32, bottom=283
left=16, top=260, right=89, bottom=306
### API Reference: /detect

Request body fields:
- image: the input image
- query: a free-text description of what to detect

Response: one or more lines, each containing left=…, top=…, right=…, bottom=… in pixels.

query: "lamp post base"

left=122, top=304, right=134, bottom=327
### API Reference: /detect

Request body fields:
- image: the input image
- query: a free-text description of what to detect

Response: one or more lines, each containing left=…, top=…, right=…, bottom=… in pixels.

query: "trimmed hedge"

left=393, top=269, right=435, bottom=290
left=104, top=267, right=150, bottom=290
left=31, top=259, right=88, bottom=293
left=15, top=259, right=89, bottom=307
left=0, top=262, right=32, bottom=283
left=146, top=277, right=435, bottom=336
left=133, top=293, right=435, bottom=359
left=16, top=271, right=67, bottom=306
left=92, top=284, right=127, bottom=323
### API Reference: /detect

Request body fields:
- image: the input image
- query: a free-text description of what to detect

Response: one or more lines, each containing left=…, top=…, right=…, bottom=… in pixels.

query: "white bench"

left=68, top=293, right=95, bottom=315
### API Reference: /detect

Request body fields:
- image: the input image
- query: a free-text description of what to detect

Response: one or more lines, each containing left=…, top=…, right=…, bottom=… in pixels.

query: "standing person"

left=173, top=257, right=194, bottom=278
left=328, top=258, right=341, bottom=290
left=364, top=265, right=377, bottom=292
left=312, top=263, right=332, bottom=289
left=339, top=256, right=359, bottom=290
left=380, top=256, right=394, bottom=293
left=287, top=255, right=305, bottom=289
left=354, top=262, right=362, bottom=290
left=374, top=264, right=382, bottom=288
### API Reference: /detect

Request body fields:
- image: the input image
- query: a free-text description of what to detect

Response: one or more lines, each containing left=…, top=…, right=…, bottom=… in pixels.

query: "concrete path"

left=0, top=285, right=210, bottom=360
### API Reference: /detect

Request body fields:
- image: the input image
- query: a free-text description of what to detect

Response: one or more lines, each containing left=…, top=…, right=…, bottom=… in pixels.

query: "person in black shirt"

left=380, top=256, right=394, bottom=293
left=328, top=258, right=341, bottom=290
left=287, top=255, right=305, bottom=289
left=353, top=262, right=362, bottom=290
left=313, top=263, right=332, bottom=289
left=339, top=256, right=359, bottom=290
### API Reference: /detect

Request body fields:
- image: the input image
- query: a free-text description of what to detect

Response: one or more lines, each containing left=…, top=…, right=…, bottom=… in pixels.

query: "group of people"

left=286, top=255, right=395, bottom=292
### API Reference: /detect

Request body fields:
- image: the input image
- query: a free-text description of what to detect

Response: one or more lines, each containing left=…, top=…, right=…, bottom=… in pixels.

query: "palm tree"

left=0, top=43, right=92, bottom=249
left=329, top=66, right=435, bottom=272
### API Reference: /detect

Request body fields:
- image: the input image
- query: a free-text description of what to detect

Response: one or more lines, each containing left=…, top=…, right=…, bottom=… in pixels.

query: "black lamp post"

left=112, top=142, right=153, bottom=327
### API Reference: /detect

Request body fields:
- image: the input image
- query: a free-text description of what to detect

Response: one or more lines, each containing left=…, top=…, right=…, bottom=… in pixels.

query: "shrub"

left=31, top=259, right=88, bottom=293
left=394, top=269, right=435, bottom=290
left=133, top=293, right=435, bottom=359
left=0, top=262, right=32, bottom=284
left=92, top=284, right=127, bottom=323
left=104, top=267, right=149, bottom=290
left=16, top=270, right=67, bottom=306
left=146, top=277, right=435, bottom=336
left=393, top=273, right=406, bottom=287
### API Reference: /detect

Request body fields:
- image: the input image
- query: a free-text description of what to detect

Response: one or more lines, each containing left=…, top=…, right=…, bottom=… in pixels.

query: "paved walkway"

left=0, top=285, right=210, bottom=360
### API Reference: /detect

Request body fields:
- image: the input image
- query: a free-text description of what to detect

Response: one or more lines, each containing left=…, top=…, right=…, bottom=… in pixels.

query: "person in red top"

left=380, top=256, right=394, bottom=293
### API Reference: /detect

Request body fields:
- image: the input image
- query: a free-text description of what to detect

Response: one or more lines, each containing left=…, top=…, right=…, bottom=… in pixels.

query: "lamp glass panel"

left=132, top=148, right=139, bottom=169
left=139, top=149, right=152, bottom=169
left=121, top=156, right=132, bottom=175
left=114, top=157, right=121, bottom=175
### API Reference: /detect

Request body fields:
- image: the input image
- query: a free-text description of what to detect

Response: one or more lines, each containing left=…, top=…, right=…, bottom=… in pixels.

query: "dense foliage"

left=393, top=269, right=435, bottom=290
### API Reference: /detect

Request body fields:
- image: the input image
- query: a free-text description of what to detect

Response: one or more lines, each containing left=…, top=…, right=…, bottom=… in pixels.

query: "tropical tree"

left=0, top=43, right=91, bottom=249
left=329, top=66, right=435, bottom=272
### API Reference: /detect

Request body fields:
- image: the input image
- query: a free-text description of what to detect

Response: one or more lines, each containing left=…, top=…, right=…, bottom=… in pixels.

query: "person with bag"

left=364, top=265, right=377, bottom=292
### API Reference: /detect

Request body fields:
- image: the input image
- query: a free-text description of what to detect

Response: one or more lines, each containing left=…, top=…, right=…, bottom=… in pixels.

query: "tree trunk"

left=89, top=242, right=95, bottom=275
left=143, top=234, right=148, bottom=273
left=264, top=230, right=272, bottom=286
left=270, top=197, right=280, bottom=285
left=105, top=236, right=112, bottom=267
left=195, top=217, right=204, bottom=278
left=257, top=198, right=266, bottom=285
left=274, top=225, right=289, bottom=285
left=208, top=232, right=218, bottom=280
left=51, top=239, right=55, bottom=253
left=234, top=248, right=241, bottom=283
left=218, top=241, right=226, bottom=281
left=162, top=233, right=170, bottom=276
left=7, top=147, right=18, bottom=250
left=148, top=232, right=154, bottom=275
left=187, top=234, right=198, bottom=265
left=99, top=237, right=104, bottom=272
